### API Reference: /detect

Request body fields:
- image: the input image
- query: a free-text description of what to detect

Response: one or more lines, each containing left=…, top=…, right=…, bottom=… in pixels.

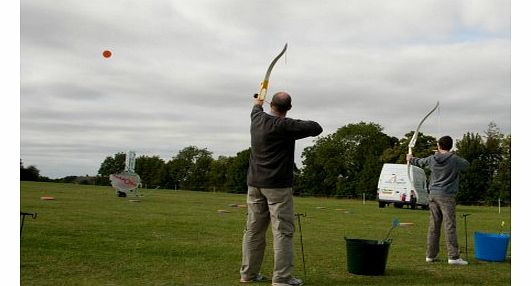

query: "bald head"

left=271, top=92, right=292, bottom=114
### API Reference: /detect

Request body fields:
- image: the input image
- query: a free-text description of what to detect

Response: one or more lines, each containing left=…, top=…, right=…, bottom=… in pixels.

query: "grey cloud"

left=20, top=0, right=510, bottom=178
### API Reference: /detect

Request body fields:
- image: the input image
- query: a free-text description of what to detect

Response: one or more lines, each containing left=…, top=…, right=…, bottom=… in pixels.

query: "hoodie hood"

left=434, top=152, right=454, bottom=164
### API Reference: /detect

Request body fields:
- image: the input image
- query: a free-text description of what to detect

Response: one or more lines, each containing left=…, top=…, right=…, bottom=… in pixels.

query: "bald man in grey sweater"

left=240, top=92, right=322, bottom=286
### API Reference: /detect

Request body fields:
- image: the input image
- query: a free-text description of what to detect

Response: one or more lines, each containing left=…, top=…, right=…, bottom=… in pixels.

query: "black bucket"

left=345, top=237, right=391, bottom=276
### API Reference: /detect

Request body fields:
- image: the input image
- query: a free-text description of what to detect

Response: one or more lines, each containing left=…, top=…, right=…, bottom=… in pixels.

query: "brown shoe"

left=240, top=274, right=269, bottom=283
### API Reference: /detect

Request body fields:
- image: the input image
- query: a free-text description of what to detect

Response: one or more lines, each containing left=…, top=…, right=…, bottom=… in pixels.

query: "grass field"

left=20, top=182, right=511, bottom=285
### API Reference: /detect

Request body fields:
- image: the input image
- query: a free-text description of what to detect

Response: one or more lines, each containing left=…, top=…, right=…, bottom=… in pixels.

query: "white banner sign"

left=110, top=171, right=141, bottom=192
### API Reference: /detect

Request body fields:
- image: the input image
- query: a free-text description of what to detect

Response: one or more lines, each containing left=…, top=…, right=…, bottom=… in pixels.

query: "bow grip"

left=256, top=80, right=269, bottom=100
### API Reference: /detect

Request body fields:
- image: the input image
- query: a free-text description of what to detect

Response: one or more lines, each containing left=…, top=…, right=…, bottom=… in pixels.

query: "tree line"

left=21, top=121, right=510, bottom=205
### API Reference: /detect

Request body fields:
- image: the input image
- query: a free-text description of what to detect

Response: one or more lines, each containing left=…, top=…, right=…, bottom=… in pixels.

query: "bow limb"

left=256, top=43, right=288, bottom=101
left=407, top=101, right=440, bottom=191
left=408, top=101, right=439, bottom=151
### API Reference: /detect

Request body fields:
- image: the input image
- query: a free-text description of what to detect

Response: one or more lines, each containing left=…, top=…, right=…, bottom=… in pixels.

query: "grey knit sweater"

left=247, top=104, right=322, bottom=188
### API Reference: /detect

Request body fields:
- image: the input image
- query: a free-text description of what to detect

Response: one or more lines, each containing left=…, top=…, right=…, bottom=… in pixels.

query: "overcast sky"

left=19, top=0, right=511, bottom=179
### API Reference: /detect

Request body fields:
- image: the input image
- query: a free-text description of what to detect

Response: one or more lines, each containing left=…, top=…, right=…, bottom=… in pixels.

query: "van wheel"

left=379, top=202, right=386, bottom=208
left=393, top=203, right=404, bottom=208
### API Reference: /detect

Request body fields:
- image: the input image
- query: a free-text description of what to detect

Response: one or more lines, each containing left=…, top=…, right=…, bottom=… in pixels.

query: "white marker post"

left=125, top=151, right=136, bottom=173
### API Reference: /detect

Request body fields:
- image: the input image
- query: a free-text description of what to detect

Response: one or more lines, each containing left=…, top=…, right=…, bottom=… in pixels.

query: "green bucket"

left=345, top=237, right=391, bottom=276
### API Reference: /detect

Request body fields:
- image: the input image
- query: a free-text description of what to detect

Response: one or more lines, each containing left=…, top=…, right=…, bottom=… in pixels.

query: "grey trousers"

left=240, top=186, right=295, bottom=283
left=426, top=194, right=461, bottom=260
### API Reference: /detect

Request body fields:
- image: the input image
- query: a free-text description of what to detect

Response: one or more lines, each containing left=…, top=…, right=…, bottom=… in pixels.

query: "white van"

left=376, top=163, right=429, bottom=209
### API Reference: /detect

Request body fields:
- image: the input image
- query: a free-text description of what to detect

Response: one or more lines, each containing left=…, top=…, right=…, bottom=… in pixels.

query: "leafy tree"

left=300, top=135, right=344, bottom=196
left=456, top=132, right=485, bottom=162
left=166, top=146, right=213, bottom=191
left=487, top=134, right=511, bottom=203
left=84, top=122, right=510, bottom=205
left=225, top=148, right=250, bottom=193
left=381, top=132, right=436, bottom=164
left=482, top=123, right=504, bottom=192
left=189, top=150, right=214, bottom=191
left=456, top=123, right=509, bottom=205
left=20, top=160, right=40, bottom=181
left=300, top=122, right=394, bottom=198
left=96, top=153, right=126, bottom=185
left=456, top=132, right=489, bottom=204
left=353, top=154, right=382, bottom=199
left=209, top=155, right=233, bottom=192
left=135, top=155, right=166, bottom=189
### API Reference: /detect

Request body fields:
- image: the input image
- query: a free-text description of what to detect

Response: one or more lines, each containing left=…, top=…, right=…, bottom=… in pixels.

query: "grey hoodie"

left=410, top=152, right=470, bottom=196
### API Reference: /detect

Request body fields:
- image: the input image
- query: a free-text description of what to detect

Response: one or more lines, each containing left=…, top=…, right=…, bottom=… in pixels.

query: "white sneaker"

left=448, top=258, right=468, bottom=265
left=426, top=257, right=436, bottom=262
left=272, top=277, right=303, bottom=286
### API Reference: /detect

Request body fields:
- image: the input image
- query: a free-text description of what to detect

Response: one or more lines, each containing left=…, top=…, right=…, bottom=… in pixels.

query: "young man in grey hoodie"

left=406, top=136, right=470, bottom=265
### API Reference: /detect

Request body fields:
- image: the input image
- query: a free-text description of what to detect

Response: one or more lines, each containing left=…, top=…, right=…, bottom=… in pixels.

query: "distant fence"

left=87, top=182, right=513, bottom=207
left=456, top=200, right=511, bottom=207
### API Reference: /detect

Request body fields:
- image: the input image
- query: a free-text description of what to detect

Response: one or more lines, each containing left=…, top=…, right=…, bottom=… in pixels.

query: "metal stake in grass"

left=462, top=213, right=471, bottom=262
left=295, top=212, right=307, bottom=279
left=20, top=212, right=37, bottom=236
left=383, top=218, right=400, bottom=243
